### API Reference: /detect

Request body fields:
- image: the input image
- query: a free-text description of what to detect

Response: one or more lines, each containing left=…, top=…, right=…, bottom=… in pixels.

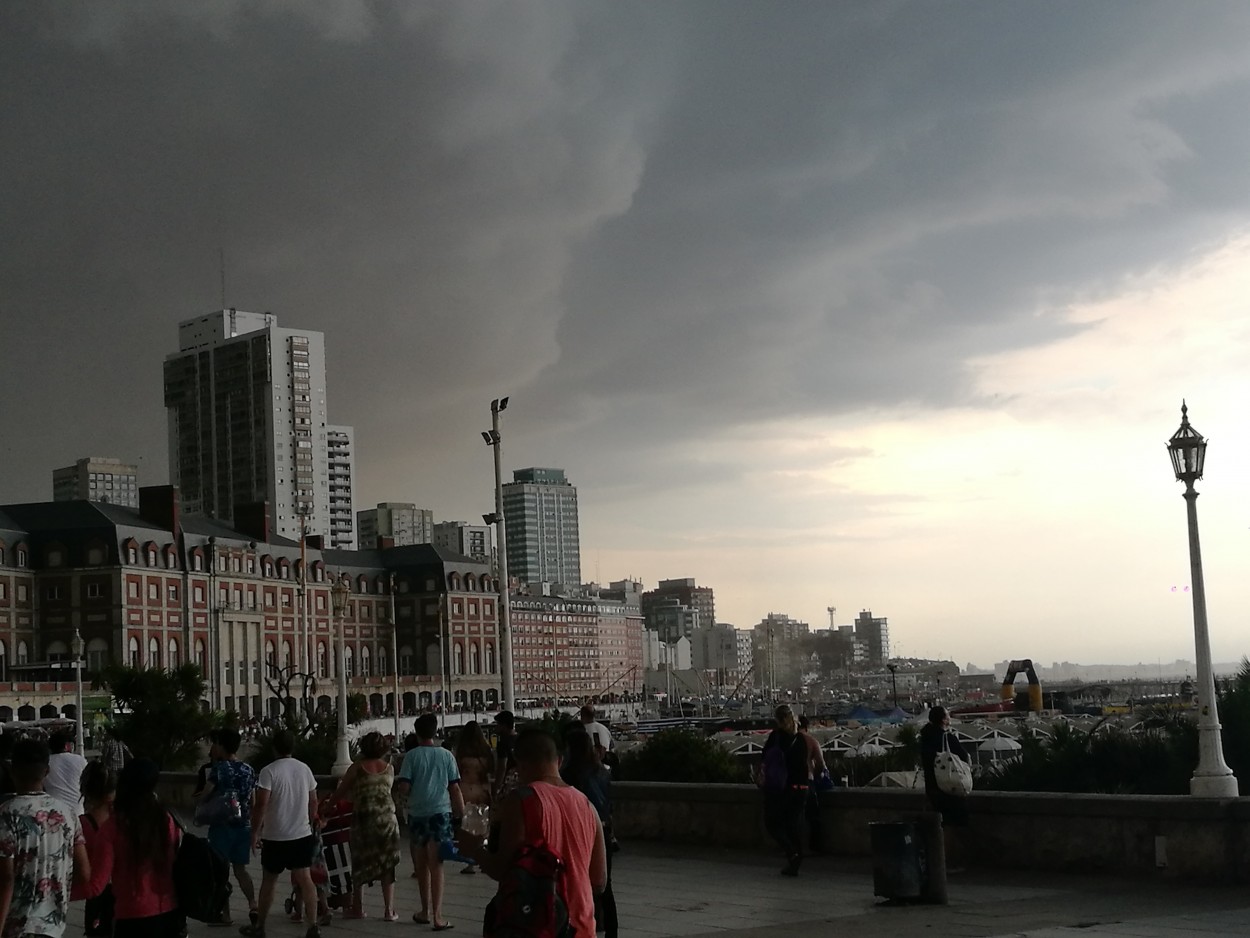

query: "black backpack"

left=170, top=813, right=232, bottom=923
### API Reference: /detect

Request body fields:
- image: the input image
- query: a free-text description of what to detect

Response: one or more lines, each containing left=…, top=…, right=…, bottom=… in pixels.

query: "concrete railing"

left=611, top=782, right=1250, bottom=883
left=158, top=773, right=1250, bottom=883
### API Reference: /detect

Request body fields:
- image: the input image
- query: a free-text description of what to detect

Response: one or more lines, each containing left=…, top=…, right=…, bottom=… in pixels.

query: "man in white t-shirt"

left=579, top=706, right=613, bottom=753
left=44, top=731, right=88, bottom=814
left=241, top=730, right=320, bottom=938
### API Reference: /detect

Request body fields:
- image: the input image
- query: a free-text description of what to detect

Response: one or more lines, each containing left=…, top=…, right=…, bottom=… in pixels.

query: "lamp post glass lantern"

left=330, top=576, right=352, bottom=777
left=1167, top=402, right=1237, bottom=797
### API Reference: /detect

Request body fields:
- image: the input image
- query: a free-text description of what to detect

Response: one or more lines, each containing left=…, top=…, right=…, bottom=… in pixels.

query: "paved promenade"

left=69, top=832, right=1250, bottom=938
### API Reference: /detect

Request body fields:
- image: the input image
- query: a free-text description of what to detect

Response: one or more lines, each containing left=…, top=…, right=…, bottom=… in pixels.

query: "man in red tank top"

left=460, top=728, right=607, bottom=936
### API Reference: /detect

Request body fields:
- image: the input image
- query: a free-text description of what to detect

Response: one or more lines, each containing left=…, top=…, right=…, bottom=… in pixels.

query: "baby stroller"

left=286, top=797, right=353, bottom=918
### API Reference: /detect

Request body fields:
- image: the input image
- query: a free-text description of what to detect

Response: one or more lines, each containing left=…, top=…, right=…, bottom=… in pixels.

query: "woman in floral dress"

left=322, top=732, right=401, bottom=921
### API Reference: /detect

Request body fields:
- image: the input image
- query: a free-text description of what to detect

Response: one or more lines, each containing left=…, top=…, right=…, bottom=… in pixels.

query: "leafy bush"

left=1216, top=658, right=1250, bottom=784
left=979, top=717, right=1197, bottom=794
left=104, top=664, right=221, bottom=770
left=618, top=729, right=749, bottom=783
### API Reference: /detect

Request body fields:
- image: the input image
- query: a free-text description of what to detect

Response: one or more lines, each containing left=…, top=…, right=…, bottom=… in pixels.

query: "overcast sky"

left=4, top=1, right=1250, bottom=668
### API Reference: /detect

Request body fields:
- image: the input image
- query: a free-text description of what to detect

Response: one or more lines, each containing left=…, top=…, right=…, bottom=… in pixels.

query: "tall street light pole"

left=482, top=396, right=516, bottom=712
left=389, top=572, right=401, bottom=743
left=887, top=662, right=898, bottom=708
left=330, top=575, right=352, bottom=777
left=72, top=629, right=85, bottom=753
left=1167, top=402, right=1238, bottom=798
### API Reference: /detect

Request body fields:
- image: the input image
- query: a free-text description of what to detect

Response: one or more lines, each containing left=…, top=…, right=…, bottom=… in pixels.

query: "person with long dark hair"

left=757, top=704, right=810, bottom=877
left=320, top=732, right=400, bottom=921
left=919, top=706, right=972, bottom=867
left=452, top=722, right=493, bottom=876
left=85, top=758, right=184, bottom=938
left=561, top=727, right=617, bottom=938
left=75, top=761, right=117, bottom=937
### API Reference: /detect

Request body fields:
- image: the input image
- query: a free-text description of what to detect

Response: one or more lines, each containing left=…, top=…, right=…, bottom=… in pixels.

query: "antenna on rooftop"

left=219, top=246, right=226, bottom=309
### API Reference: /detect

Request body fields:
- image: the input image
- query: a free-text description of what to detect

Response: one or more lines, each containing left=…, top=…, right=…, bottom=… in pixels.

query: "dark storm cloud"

left=2, top=1, right=1250, bottom=518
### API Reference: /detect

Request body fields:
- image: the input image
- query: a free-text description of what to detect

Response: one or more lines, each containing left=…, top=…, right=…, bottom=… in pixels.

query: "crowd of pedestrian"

left=0, top=702, right=628, bottom=938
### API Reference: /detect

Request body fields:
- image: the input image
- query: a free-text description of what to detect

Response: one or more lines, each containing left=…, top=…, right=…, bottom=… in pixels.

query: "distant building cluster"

left=5, top=307, right=907, bottom=720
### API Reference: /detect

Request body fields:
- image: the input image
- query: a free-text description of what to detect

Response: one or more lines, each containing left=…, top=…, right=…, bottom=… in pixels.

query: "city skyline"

left=3, top=4, right=1250, bottom=666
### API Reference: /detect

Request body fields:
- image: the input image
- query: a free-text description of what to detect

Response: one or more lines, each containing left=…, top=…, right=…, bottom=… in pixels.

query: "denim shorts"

left=409, top=813, right=453, bottom=847
left=208, top=823, right=252, bottom=866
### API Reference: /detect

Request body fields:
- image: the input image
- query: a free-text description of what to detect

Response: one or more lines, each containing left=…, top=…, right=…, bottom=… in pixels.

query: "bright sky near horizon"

left=3, top=2, right=1249, bottom=667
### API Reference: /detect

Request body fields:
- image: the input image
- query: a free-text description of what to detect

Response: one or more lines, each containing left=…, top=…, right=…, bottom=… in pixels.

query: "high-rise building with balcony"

left=52, top=457, right=139, bottom=508
left=357, top=503, right=435, bottom=549
left=163, top=309, right=353, bottom=545
left=501, top=468, right=581, bottom=589
left=641, top=578, right=715, bottom=639
left=854, top=609, right=890, bottom=666
left=432, top=521, right=494, bottom=567
left=327, top=426, right=354, bottom=549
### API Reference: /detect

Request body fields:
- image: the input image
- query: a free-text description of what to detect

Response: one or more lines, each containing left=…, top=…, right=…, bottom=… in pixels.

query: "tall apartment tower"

left=163, top=309, right=354, bottom=544
left=52, top=457, right=140, bottom=507
left=326, top=426, right=355, bottom=548
left=501, top=467, right=581, bottom=589
left=432, top=521, right=494, bottom=567
left=854, top=609, right=890, bottom=666
left=356, top=502, right=434, bottom=549
left=641, top=578, right=715, bottom=637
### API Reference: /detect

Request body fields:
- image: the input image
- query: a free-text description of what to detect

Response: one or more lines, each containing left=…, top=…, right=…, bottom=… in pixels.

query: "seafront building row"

left=0, top=486, right=644, bottom=721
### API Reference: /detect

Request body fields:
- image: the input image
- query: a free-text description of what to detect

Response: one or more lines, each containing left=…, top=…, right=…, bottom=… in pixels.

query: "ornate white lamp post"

left=1167, top=402, right=1238, bottom=798
left=330, top=576, right=352, bottom=777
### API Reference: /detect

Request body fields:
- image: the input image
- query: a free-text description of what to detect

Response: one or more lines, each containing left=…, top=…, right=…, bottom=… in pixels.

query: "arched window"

left=194, top=639, right=206, bottom=670
left=148, top=637, right=160, bottom=667
left=165, top=546, right=177, bottom=569
left=86, top=638, right=108, bottom=673
left=279, top=559, right=290, bottom=580
left=378, top=645, right=388, bottom=677
left=168, top=638, right=179, bottom=668
left=265, top=641, right=276, bottom=672
left=125, top=542, right=138, bottom=565
left=318, top=642, right=328, bottom=678
left=0, top=640, right=7, bottom=681
left=465, top=574, right=476, bottom=591
left=358, top=575, right=369, bottom=594
left=469, top=642, right=480, bottom=675
left=282, top=640, right=292, bottom=668
left=45, top=640, right=69, bottom=662
left=452, top=643, right=464, bottom=676
left=399, top=645, right=414, bottom=676
left=128, top=637, right=140, bottom=668
left=448, top=573, right=461, bottom=590
left=16, top=641, right=29, bottom=665
left=313, top=564, right=324, bottom=583
left=344, top=646, right=354, bottom=680
left=145, top=544, right=157, bottom=566
left=360, top=645, right=370, bottom=678
left=191, top=548, right=204, bottom=571
left=484, top=643, right=495, bottom=675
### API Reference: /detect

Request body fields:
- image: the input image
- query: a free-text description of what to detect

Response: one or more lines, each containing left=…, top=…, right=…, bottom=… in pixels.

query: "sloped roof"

left=0, top=508, right=27, bottom=541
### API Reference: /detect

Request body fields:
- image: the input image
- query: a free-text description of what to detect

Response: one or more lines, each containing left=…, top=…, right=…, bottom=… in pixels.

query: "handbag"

left=194, top=787, right=242, bottom=827
left=933, top=732, right=973, bottom=797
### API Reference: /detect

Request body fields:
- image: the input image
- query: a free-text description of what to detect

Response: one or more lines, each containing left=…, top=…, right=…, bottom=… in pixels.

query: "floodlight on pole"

left=484, top=397, right=516, bottom=712
left=1167, top=401, right=1237, bottom=798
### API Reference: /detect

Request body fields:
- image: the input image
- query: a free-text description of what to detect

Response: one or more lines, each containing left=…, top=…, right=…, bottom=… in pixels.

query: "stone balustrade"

left=157, top=773, right=1250, bottom=883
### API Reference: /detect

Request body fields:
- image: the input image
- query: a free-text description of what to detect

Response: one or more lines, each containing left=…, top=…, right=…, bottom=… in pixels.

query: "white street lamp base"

left=1190, top=773, right=1239, bottom=798
left=331, top=738, right=353, bottom=778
